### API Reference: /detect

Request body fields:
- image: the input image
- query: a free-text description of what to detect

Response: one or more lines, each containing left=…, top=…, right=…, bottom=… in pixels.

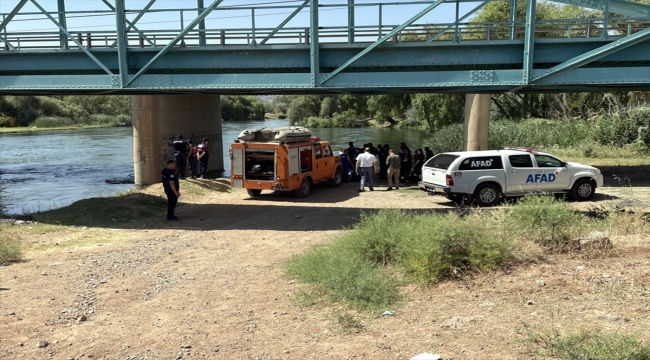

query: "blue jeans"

left=359, top=167, right=374, bottom=190
left=342, top=167, right=351, bottom=182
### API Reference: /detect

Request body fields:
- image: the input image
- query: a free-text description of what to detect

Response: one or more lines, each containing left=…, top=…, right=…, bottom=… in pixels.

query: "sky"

left=0, top=0, right=481, bottom=46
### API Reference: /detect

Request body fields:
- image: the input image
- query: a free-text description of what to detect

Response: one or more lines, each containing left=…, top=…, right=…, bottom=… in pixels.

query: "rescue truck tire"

left=294, top=178, right=311, bottom=198
left=247, top=189, right=262, bottom=196
left=570, top=178, right=595, bottom=201
left=473, top=183, right=501, bottom=206
left=329, top=169, right=343, bottom=187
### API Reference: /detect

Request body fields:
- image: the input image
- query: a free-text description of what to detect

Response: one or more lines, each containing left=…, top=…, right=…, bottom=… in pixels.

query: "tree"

left=286, top=95, right=322, bottom=124
left=319, top=96, right=340, bottom=118
left=412, top=94, right=465, bottom=132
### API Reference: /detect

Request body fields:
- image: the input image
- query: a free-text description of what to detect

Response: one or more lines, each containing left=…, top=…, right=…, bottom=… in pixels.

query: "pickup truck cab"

left=230, top=127, right=342, bottom=198
left=419, top=148, right=604, bottom=206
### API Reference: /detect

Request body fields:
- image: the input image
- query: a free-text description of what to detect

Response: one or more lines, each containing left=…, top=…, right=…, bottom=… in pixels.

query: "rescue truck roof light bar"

left=503, top=146, right=537, bottom=154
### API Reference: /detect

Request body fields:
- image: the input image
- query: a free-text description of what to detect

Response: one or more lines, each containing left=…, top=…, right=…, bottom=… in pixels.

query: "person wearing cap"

left=197, top=138, right=210, bottom=179
left=171, top=134, right=188, bottom=179
left=355, top=147, right=377, bottom=192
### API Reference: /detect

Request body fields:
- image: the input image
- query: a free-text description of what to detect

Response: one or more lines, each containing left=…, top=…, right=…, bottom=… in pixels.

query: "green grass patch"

left=524, top=325, right=650, bottom=359
left=507, top=195, right=593, bottom=253
left=32, top=191, right=166, bottom=227
left=0, top=229, right=22, bottom=263
left=287, top=196, right=640, bottom=310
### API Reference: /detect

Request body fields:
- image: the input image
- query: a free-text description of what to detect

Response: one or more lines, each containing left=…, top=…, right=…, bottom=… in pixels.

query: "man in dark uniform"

left=197, top=138, right=210, bottom=179
left=161, top=160, right=181, bottom=220
left=172, top=135, right=188, bottom=179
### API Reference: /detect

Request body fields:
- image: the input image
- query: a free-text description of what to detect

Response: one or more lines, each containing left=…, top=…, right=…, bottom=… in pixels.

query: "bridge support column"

left=132, top=94, right=223, bottom=185
left=463, top=94, right=490, bottom=151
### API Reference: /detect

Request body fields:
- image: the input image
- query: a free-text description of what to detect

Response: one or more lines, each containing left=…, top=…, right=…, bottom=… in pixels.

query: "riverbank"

left=1, top=179, right=649, bottom=359
left=0, top=123, right=127, bottom=134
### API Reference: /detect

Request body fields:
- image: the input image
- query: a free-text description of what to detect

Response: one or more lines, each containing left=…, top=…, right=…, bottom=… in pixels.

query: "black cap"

left=202, top=138, right=208, bottom=142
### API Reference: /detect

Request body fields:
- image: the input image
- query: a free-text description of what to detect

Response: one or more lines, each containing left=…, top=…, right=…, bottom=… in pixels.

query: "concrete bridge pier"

left=463, top=93, right=491, bottom=151
left=132, top=95, right=223, bottom=185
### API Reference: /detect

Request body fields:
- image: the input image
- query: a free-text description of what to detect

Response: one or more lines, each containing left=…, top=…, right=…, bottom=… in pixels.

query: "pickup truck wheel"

left=246, top=189, right=262, bottom=196
left=571, top=179, right=595, bottom=201
left=329, top=169, right=342, bottom=187
left=294, top=178, right=311, bottom=198
left=474, top=184, right=501, bottom=207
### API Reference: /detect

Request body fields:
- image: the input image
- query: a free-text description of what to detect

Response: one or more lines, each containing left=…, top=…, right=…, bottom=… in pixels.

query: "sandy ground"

left=1, top=179, right=650, bottom=360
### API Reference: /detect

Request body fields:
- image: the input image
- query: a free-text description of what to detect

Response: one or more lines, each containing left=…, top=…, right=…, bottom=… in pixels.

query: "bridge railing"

left=2, top=0, right=649, bottom=51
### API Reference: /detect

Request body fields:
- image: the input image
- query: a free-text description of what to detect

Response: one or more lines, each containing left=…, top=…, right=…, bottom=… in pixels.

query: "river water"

left=0, top=120, right=424, bottom=214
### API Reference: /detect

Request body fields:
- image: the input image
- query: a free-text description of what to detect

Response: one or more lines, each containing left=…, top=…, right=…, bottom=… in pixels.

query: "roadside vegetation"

left=524, top=326, right=650, bottom=359
left=286, top=196, right=649, bottom=311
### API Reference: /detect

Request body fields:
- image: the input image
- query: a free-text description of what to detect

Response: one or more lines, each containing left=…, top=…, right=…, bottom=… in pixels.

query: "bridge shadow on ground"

left=599, top=165, right=650, bottom=187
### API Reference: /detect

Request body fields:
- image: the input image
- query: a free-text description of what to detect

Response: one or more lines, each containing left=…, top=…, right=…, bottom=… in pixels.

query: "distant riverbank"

left=0, top=123, right=127, bottom=134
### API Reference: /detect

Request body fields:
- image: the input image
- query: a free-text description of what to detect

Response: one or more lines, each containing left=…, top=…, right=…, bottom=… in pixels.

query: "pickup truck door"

left=533, top=154, right=571, bottom=190
left=505, top=154, right=537, bottom=192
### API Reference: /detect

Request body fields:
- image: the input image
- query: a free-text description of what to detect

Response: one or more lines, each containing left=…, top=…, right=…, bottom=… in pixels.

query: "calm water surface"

left=0, top=121, right=424, bottom=214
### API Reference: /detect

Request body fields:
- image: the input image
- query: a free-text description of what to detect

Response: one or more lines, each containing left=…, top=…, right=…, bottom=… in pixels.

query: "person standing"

left=424, top=147, right=434, bottom=161
left=399, top=148, right=412, bottom=184
left=197, top=138, right=210, bottom=179
left=172, top=135, right=188, bottom=179
left=161, top=160, right=181, bottom=221
left=378, top=144, right=388, bottom=180
left=355, top=147, right=377, bottom=192
left=386, top=149, right=401, bottom=190
left=411, top=148, right=426, bottom=182
left=186, top=140, right=198, bottom=179
left=340, top=149, right=353, bottom=182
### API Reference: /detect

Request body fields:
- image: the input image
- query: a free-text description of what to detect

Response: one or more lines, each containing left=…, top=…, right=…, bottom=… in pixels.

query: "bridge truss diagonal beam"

left=109, top=0, right=157, bottom=48
left=551, top=0, right=650, bottom=18
left=0, top=0, right=28, bottom=50
left=320, top=0, right=445, bottom=85
left=125, top=0, right=225, bottom=87
left=28, top=0, right=114, bottom=76
left=259, top=0, right=309, bottom=45
left=101, top=0, right=155, bottom=48
left=533, top=26, right=650, bottom=83
left=426, top=0, right=493, bottom=42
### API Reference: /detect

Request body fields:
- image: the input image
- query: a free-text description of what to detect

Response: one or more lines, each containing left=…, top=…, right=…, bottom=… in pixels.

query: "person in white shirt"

left=355, top=147, right=377, bottom=192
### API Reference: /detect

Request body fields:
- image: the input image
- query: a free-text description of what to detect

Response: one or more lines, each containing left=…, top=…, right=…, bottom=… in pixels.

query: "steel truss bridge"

left=0, top=0, right=649, bottom=94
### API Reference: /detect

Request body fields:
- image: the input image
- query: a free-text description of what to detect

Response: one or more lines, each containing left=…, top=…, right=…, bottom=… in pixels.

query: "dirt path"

left=2, top=181, right=650, bottom=359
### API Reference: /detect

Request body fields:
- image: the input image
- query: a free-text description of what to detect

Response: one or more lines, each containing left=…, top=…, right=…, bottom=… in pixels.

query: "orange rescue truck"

left=230, top=127, right=343, bottom=197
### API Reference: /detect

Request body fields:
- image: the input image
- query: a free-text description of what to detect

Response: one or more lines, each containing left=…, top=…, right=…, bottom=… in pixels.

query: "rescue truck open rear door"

left=231, top=147, right=244, bottom=188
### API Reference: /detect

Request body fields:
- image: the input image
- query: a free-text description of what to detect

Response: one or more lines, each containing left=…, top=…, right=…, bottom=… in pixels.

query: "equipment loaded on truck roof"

left=230, top=127, right=343, bottom=197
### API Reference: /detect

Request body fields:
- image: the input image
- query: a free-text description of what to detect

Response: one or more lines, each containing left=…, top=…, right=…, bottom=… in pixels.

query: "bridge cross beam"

left=101, top=0, right=156, bottom=48
left=109, top=0, right=157, bottom=48
left=125, top=0, right=225, bottom=87
left=29, top=0, right=113, bottom=76
left=320, top=0, right=445, bottom=85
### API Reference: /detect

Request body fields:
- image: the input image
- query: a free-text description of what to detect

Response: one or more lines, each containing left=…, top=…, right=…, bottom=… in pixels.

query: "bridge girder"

left=0, top=0, right=649, bottom=94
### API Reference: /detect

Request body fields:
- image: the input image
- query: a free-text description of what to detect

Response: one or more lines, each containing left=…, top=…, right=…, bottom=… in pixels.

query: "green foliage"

left=507, top=196, right=585, bottom=252
left=0, top=115, right=10, bottom=127
left=300, top=109, right=366, bottom=128
left=287, top=209, right=517, bottom=309
left=339, top=94, right=368, bottom=117
left=31, top=114, right=131, bottom=128
left=285, top=240, right=401, bottom=310
left=287, top=95, right=322, bottom=124
left=319, top=97, right=340, bottom=118
left=0, top=229, right=22, bottom=263
left=221, top=95, right=265, bottom=121
left=594, top=107, right=650, bottom=147
left=411, top=94, right=465, bottom=132
left=367, top=95, right=410, bottom=120
left=524, top=325, right=650, bottom=360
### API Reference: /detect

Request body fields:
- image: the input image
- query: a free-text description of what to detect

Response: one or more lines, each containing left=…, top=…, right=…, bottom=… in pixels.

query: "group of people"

left=161, top=135, right=211, bottom=221
left=339, top=142, right=435, bottom=192
left=171, top=135, right=210, bottom=179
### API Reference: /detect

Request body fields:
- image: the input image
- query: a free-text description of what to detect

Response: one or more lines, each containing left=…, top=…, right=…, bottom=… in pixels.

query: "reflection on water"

left=0, top=121, right=424, bottom=214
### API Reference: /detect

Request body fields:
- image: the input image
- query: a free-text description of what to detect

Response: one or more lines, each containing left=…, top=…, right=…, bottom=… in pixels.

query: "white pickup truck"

left=418, top=148, right=604, bottom=206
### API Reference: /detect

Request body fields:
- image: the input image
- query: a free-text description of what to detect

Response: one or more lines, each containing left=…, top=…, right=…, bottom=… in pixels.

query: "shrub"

left=525, top=325, right=650, bottom=360
left=0, top=115, right=10, bottom=127
left=506, top=195, right=587, bottom=252
left=0, top=230, right=22, bottom=263
left=31, top=116, right=74, bottom=128
left=287, top=209, right=518, bottom=309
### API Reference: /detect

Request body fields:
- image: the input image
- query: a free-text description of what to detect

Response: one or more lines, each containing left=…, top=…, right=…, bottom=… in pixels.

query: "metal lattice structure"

left=0, top=0, right=649, bottom=94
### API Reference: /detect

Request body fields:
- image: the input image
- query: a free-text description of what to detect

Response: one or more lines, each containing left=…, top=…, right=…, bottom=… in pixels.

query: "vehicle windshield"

left=423, top=154, right=459, bottom=170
